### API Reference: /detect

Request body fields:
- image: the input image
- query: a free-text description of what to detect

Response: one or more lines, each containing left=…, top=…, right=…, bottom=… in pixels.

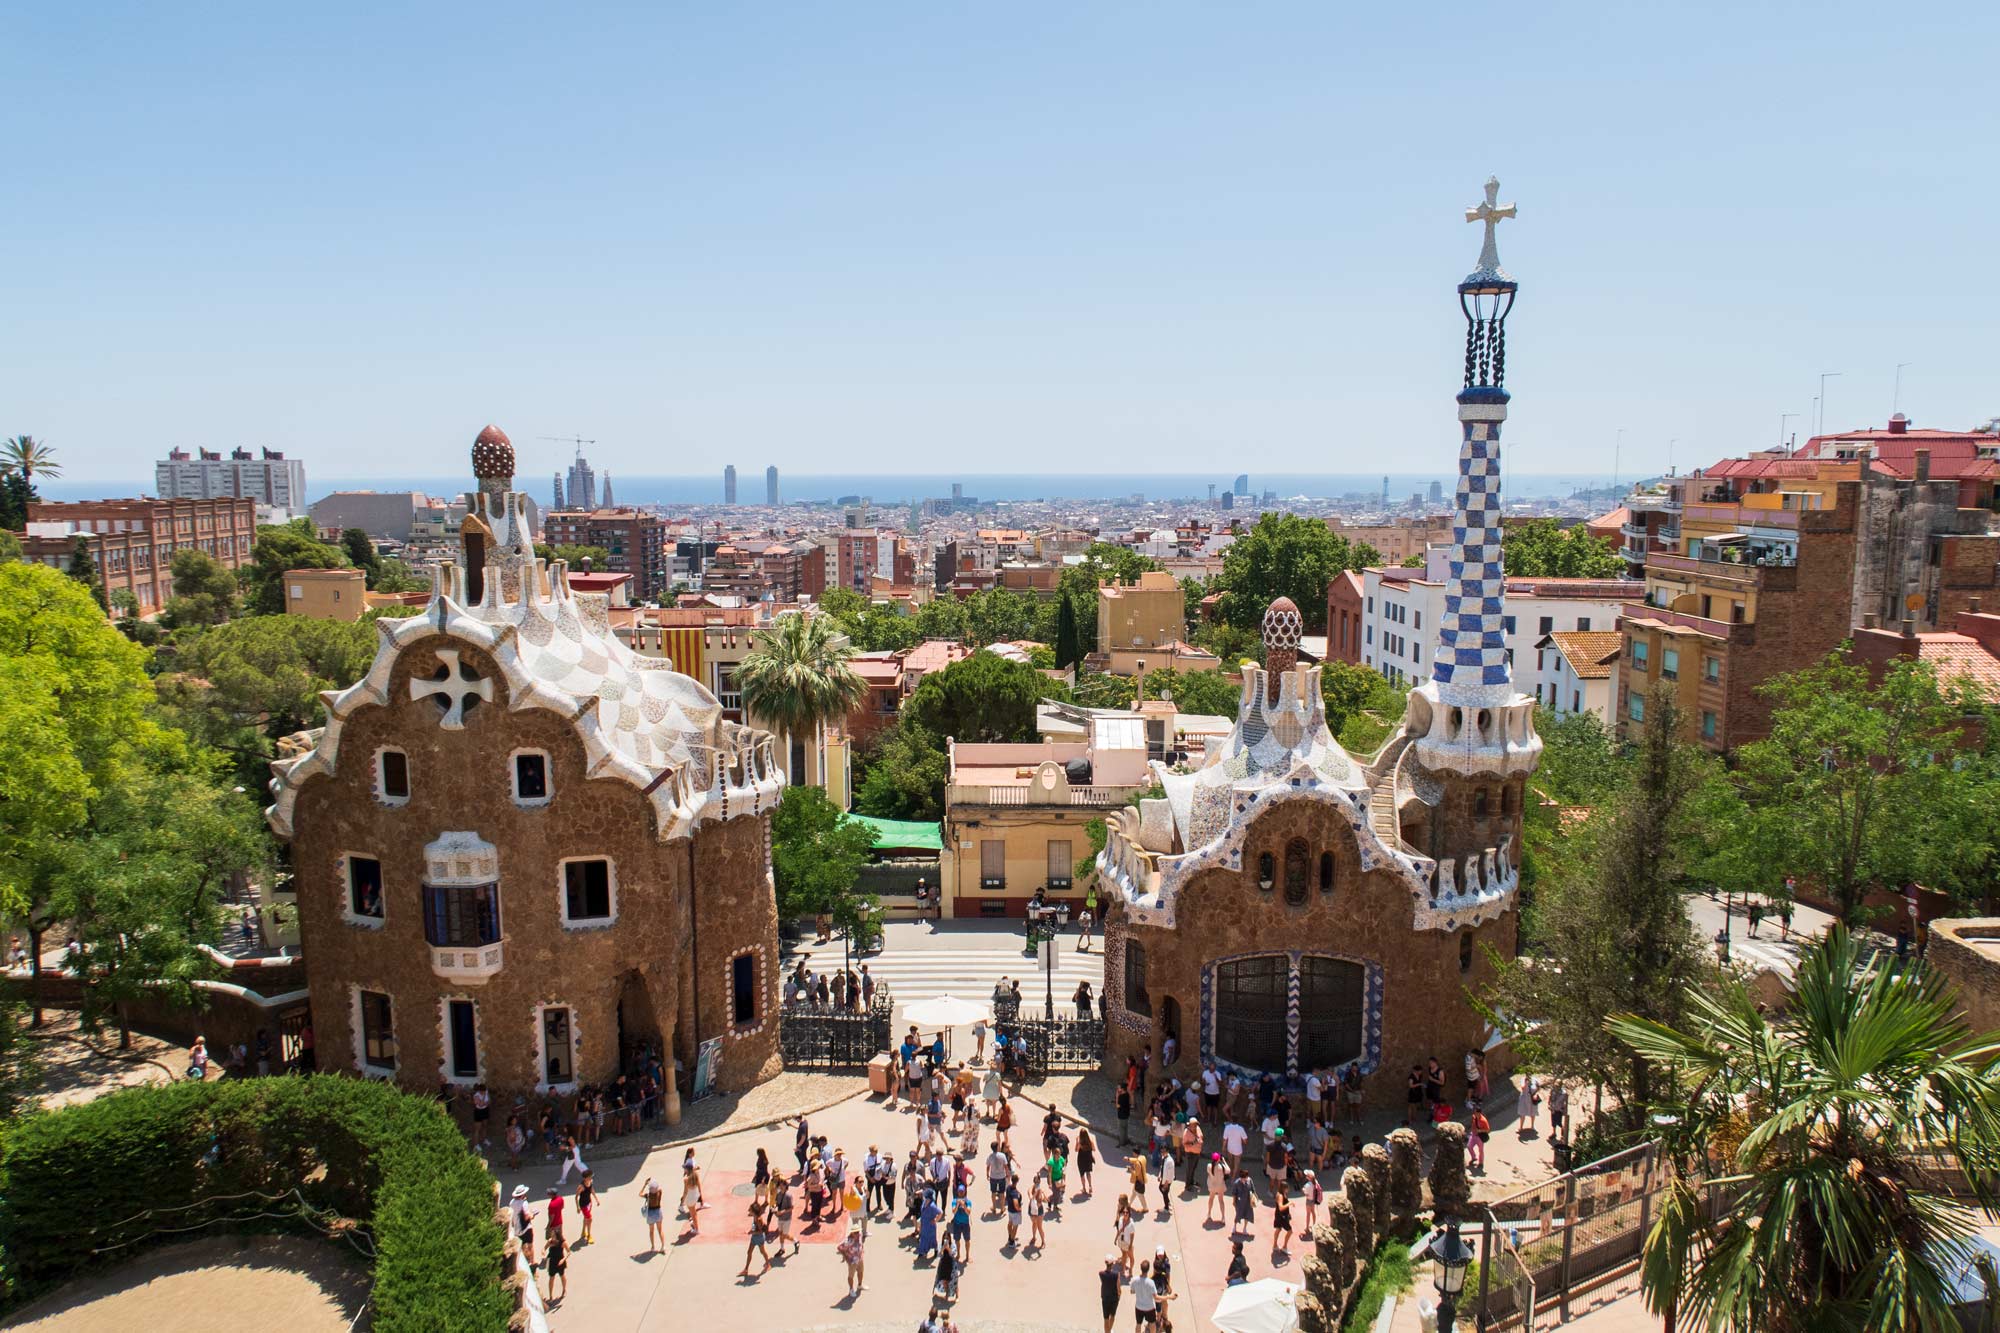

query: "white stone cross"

left=1464, top=175, right=1516, bottom=278
left=410, top=648, right=491, bottom=730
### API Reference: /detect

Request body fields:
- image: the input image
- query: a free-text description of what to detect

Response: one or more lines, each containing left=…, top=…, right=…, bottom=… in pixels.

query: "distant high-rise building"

left=766, top=465, right=780, bottom=506
left=155, top=447, right=307, bottom=512
left=1208, top=483, right=1217, bottom=502
left=952, top=482, right=963, bottom=502
left=602, top=473, right=614, bottom=506
left=1382, top=475, right=1391, bottom=506
left=1233, top=474, right=1249, bottom=496
left=552, top=474, right=565, bottom=509
left=566, top=454, right=598, bottom=510
left=1428, top=479, right=1444, bottom=505
left=1220, top=491, right=1235, bottom=511
left=724, top=465, right=738, bottom=504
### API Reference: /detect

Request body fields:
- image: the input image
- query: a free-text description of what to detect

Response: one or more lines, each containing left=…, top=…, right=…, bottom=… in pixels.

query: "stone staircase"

left=1368, top=729, right=1416, bottom=846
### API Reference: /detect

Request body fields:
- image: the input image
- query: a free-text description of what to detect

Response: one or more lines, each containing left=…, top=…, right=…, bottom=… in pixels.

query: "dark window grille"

left=1283, top=839, right=1311, bottom=906
left=360, top=990, right=396, bottom=1069
left=1215, top=956, right=1288, bottom=1072
left=1296, top=957, right=1364, bottom=1069
left=423, top=882, right=501, bottom=947
left=1124, top=941, right=1151, bottom=1016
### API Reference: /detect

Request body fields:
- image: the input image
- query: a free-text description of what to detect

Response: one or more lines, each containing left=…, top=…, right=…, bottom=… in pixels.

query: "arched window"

left=1459, top=933, right=1475, bottom=974
left=1500, top=785, right=1515, bottom=815
left=1319, top=851, right=1334, bottom=893
left=1283, top=839, right=1311, bottom=905
left=1256, top=852, right=1275, bottom=890
left=1473, top=788, right=1489, bottom=818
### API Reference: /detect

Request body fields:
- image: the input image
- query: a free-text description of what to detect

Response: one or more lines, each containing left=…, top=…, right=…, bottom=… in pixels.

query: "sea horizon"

left=41, top=470, right=1632, bottom=507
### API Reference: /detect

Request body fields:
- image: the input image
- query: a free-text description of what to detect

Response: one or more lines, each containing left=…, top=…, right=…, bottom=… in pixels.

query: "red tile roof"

left=1915, top=635, right=2000, bottom=703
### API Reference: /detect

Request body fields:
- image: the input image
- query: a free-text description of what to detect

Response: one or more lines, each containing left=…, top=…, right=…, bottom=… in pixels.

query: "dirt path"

left=0, top=1234, right=370, bottom=1332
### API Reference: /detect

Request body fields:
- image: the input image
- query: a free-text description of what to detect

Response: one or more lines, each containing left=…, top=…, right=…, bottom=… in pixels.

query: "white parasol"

left=901, top=994, right=991, bottom=1028
left=1211, top=1278, right=1304, bottom=1333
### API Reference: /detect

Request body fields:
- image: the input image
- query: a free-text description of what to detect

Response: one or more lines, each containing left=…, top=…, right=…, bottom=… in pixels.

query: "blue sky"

left=7, top=3, right=1995, bottom=485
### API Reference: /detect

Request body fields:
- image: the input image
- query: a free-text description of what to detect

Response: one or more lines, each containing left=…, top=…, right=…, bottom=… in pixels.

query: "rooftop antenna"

left=1816, top=372, right=1842, bottom=438
left=1613, top=428, right=1624, bottom=495
left=1667, top=437, right=1678, bottom=476
left=1780, top=412, right=1799, bottom=455
left=1893, top=362, right=1914, bottom=417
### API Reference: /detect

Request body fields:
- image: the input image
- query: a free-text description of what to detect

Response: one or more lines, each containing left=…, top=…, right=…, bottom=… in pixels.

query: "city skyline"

left=9, top=5, right=1996, bottom=482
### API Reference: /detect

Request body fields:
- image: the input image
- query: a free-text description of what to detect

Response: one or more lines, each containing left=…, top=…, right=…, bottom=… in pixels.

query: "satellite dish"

left=1904, top=592, right=1926, bottom=612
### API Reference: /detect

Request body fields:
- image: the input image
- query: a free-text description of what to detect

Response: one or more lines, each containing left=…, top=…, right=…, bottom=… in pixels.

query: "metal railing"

left=779, top=987, right=894, bottom=1070
left=946, top=783, right=1136, bottom=808
left=1476, top=1141, right=1668, bottom=1330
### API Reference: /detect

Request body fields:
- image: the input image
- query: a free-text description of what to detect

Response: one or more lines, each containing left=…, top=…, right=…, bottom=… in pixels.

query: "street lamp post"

left=1429, top=1215, right=1475, bottom=1332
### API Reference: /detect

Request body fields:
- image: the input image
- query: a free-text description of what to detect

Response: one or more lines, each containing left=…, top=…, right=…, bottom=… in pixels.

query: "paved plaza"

left=499, top=1061, right=1572, bottom=1332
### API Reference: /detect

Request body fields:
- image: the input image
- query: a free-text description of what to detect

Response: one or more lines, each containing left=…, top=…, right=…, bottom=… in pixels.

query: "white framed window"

left=441, top=997, right=481, bottom=1084
left=559, top=857, right=617, bottom=927
left=375, top=748, right=410, bottom=805
left=343, top=853, right=386, bottom=927
left=511, top=749, right=551, bottom=806
left=354, top=986, right=396, bottom=1075
left=289, top=584, right=303, bottom=600
left=535, top=1003, right=578, bottom=1091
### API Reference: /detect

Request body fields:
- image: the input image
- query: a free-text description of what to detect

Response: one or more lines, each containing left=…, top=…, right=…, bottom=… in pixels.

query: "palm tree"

left=1, top=436, right=60, bottom=484
left=735, top=611, right=867, bottom=781
left=1608, top=926, right=2000, bottom=1332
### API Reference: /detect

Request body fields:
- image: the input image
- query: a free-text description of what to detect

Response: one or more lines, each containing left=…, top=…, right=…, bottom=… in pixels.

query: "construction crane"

left=539, top=435, right=596, bottom=456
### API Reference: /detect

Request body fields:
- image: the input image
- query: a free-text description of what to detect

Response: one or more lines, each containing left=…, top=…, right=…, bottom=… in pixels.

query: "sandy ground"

left=0, top=1235, right=371, bottom=1332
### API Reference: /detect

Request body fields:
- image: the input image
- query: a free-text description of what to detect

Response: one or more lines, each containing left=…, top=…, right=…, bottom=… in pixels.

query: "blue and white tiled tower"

left=1411, top=178, right=1543, bottom=779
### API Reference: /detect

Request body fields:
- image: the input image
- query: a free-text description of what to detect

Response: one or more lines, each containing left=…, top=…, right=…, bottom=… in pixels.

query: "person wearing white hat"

left=508, top=1184, right=536, bottom=1265
left=1100, top=1252, right=1124, bottom=1333
left=1153, top=1242, right=1174, bottom=1297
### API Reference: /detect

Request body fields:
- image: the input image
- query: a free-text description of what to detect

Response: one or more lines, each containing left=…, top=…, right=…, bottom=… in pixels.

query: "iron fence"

left=779, top=990, right=894, bottom=1070
left=999, top=1010, right=1103, bottom=1081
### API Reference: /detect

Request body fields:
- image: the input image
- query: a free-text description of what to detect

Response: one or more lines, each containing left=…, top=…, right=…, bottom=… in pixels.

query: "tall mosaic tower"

left=1411, top=178, right=1543, bottom=781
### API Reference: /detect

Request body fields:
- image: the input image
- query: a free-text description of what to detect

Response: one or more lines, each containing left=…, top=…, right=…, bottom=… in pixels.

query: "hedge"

left=0, top=1076, right=511, bottom=1331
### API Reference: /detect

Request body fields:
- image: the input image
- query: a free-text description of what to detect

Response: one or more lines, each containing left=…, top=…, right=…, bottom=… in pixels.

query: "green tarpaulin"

left=852, top=815, right=944, bottom=853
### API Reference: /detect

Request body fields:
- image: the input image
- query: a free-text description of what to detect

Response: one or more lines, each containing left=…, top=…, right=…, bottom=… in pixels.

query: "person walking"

left=1468, top=1106, right=1491, bottom=1172
left=1547, top=1082, right=1569, bottom=1141
left=1076, top=1126, right=1097, bottom=1195
left=1229, top=1170, right=1256, bottom=1241
left=1114, top=1195, right=1138, bottom=1274
left=681, top=1161, right=705, bottom=1236
left=543, top=1224, right=568, bottom=1304
left=1301, top=1168, right=1322, bottom=1231
left=947, top=1189, right=973, bottom=1263
left=575, top=1170, right=596, bottom=1246
left=1099, top=1252, right=1125, bottom=1333
left=846, top=1169, right=869, bottom=1240
left=838, top=1227, right=865, bottom=1296
left=775, top=1177, right=797, bottom=1255
left=1127, top=1147, right=1149, bottom=1212
left=1205, top=1153, right=1228, bottom=1222
left=1028, top=1172, right=1049, bottom=1250
left=1344, top=1065, right=1366, bottom=1125
left=738, top=1198, right=774, bottom=1278
left=555, top=1129, right=588, bottom=1187
left=1226, top=1239, right=1250, bottom=1286
left=1116, top=1083, right=1134, bottom=1146
left=1272, top=1188, right=1294, bottom=1259
left=1074, top=979, right=1094, bottom=1021
left=1517, top=1073, right=1542, bottom=1139
left=505, top=1114, right=526, bottom=1170
left=1405, top=1065, right=1424, bottom=1126
left=1131, top=1258, right=1161, bottom=1330
left=640, top=1177, right=665, bottom=1252
left=1078, top=904, right=1094, bottom=951
left=1180, top=1119, right=1204, bottom=1193
left=917, top=1189, right=941, bottom=1262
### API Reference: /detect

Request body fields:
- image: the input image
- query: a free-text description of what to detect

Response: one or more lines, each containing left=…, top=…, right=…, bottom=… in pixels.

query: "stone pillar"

left=1386, top=1128, right=1423, bottom=1212
left=1430, top=1121, right=1472, bottom=1219
left=1342, top=1165, right=1378, bottom=1255
left=1322, top=1196, right=1358, bottom=1287
left=1361, top=1142, right=1393, bottom=1234
left=660, top=1009, right=682, bottom=1126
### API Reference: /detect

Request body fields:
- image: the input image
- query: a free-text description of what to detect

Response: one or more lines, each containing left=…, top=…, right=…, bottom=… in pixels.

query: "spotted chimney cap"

left=1262, top=597, right=1302, bottom=697
left=471, top=424, right=515, bottom=482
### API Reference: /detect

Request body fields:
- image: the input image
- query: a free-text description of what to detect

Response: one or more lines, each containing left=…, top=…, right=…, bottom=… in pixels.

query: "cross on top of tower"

left=1464, top=176, right=1516, bottom=283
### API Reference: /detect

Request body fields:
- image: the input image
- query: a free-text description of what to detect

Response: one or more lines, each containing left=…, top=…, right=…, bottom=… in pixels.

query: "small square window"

left=514, top=752, right=549, bottom=804
left=1577, top=617, right=1591, bottom=632
left=1628, top=694, right=1646, bottom=723
left=347, top=856, right=384, bottom=921
left=378, top=750, right=410, bottom=802
left=562, top=859, right=614, bottom=924
left=1538, top=616, right=1553, bottom=635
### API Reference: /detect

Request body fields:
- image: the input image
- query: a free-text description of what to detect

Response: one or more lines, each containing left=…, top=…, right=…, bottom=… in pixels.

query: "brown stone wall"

left=1407, top=764, right=1525, bottom=867
left=1927, top=919, right=2000, bottom=1038
left=287, top=632, right=777, bottom=1100
left=1104, top=793, right=1513, bottom=1109
left=1937, top=533, right=2000, bottom=625
left=1723, top=485, right=1860, bottom=749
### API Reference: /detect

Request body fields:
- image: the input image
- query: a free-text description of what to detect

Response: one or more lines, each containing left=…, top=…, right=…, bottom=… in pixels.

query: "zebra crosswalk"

left=781, top=944, right=1107, bottom=1014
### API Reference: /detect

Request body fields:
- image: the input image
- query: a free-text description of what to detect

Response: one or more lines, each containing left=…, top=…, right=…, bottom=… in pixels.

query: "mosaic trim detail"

left=1196, top=948, right=1385, bottom=1090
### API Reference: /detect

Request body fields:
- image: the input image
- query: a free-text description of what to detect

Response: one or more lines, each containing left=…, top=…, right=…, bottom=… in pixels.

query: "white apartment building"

left=156, top=447, right=307, bottom=512
left=1534, top=630, right=1624, bottom=728
left=1359, top=548, right=1639, bottom=704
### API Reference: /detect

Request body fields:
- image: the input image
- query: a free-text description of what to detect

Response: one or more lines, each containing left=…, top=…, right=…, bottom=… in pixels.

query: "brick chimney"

left=1914, top=448, right=1931, bottom=484
left=1888, top=413, right=1910, bottom=435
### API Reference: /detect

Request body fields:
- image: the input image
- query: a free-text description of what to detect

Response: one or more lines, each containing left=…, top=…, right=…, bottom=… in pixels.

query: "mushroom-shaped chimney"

left=1262, top=596, right=1303, bottom=703
left=471, top=424, right=515, bottom=493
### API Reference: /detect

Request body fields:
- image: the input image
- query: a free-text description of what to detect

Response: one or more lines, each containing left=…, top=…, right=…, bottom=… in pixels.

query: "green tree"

left=1532, top=707, right=1624, bottom=806
left=1501, top=518, right=1625, bottom=579
left=1192, top=620, right=1261, bottom=666
left=0, top=527, right=23, bottom=561
left=1137, top=667, right=1239, bottom=717
left=1482, top=697, right=1717, bottom=1145
left=1049, top=544, right=1165, bottom=660
left=0, top=565, right=156, bottom=1025
left=371, top=557, right=429, bottom=594
left=911, top=595, right=970, bottom=644
left=903, top=651, right=1053, bottom=743
left=1399, top=552, right=1427, bottom=568
left=242, top=519, right=350, bottom=615
left=68, top=536, right=107, bottom=610
left=1609, top=926, right=2000, bottom=1331
left=163, top=548, right=240, bottom=627
left=735, top=613, right=868, bottom=767
left=1733, top=651, right=1997, bottom=923
left=963, top=587, right=1041, bottom=647
left=341, top=528, right=382, bottom=585
left=1054, top=597, right=1081, bottom=669
left=533, top=542, right=612, bottom=570
left=847, top=604, right=923, bottom=653
left=1320, top=660, right=1407, bottom=750
left=1214, top=513, right=1377, bottom=633
left=57, top=771, right=264, bottom=1048
left=769, top=785, right=877, bottom=928
left=162, top=616, right=378, bottom=781
left=0, top=471, right=37, bottom=530
left=853, top=721, right=950, bottom=820
left=816, top=587, right=868, bottom=621
left=1, top=436, right=61, bottom=485
left=0, top=997, right=39, bottom=1117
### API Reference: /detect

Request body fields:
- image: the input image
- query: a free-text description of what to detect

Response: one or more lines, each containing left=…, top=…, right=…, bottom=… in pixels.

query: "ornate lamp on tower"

left=1408, top=177, right=1542, bottom=784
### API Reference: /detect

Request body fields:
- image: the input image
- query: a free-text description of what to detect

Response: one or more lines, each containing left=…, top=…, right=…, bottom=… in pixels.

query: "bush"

left=0, top=1076, right=509, bottom=1330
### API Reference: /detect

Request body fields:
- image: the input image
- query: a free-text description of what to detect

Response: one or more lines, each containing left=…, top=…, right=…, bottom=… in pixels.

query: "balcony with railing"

left=947, top=782, right=1136, bottom=808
